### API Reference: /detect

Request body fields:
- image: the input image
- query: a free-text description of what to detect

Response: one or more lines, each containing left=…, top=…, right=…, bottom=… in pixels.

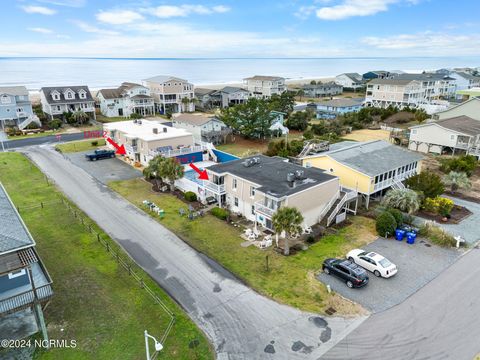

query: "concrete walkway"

left=26, top=146, right=366, bottom=360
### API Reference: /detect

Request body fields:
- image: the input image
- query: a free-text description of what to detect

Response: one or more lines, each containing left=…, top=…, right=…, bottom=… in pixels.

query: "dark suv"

left=322, top=258, right=369, bottom=288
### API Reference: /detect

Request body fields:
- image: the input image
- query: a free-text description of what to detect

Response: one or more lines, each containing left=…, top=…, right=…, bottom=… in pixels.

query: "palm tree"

left=71, top=110, right=89, bottom=125
left=414, top=109, right=428, bottom=123
left=443, top=171, right=471, bottom=194
left=158, top=157, right=184, bottom=192
left=271, top=207, right=304, bottom=256
left=143, top=155, right=164, bottom=190
left=382, top=188, right=420, bottom=214
left=296, top=89, right=305, bottom=102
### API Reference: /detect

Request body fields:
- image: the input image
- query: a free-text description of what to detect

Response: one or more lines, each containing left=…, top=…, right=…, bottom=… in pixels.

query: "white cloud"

left=96, top=10, right=144, bottom=25
left=38, top=0, right=85, bottom=7
left=362, top=32, right=480, bottom=55
left=148, top=4, right=231, bottom=18
left=71, top=20, right=120, bottom=35
left=27, top=27, right=54, bottom=34
left=316, top=0, right=397, bottom=20
left=21, top=5, right=57, bottom=15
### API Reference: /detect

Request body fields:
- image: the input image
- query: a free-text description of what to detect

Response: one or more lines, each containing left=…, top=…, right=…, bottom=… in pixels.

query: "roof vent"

left=287, top=172, right=296, bottom=183
left=153, top=128, right=158, bottom=134
left=295, top=170, right=305, bottom=179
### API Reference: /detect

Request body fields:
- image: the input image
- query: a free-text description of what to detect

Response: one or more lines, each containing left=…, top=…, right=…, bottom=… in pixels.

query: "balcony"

left=204, top=181, right=225, bottom=194
left=0, top=283, right=53, bottom=315
left=254, top=202, right=276, bottom=218
left=125, top=144, right=138, bottom=153
left=373, top=169, right=417, bottom=192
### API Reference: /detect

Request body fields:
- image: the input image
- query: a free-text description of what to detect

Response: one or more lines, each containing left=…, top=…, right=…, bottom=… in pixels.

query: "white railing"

left=373, top=170, right=416, bottom=192
left=149, top=145, right=207, bottom=158
left=456, top=141, right=470, bottom=149
left=254, top=202, right=276, bottom=218
left=204, top=181, right=225, bottom=194
left=317, top=190, right=340, bottom=224
left=391, top=178, right=406, bottom=190
left=468, top=146, right=480, bottom=156
left=327, top=192, right=349, bottom=227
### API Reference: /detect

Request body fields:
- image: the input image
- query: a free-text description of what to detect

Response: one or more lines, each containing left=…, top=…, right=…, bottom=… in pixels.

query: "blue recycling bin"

left=395, top=229, right=406, bottom=241
left=406, top=231, right=416, bottom=244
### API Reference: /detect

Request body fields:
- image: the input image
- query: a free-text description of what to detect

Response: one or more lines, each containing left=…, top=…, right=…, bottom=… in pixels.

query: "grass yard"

left=55, top=138, right=106, bottom=153
left=96, top=114, right=130, bottom=123
left=110, top=178, right=376, bottom=315
left=343, top=129, right=390, bottom=142
left=0, top=153, right=213, bottom=360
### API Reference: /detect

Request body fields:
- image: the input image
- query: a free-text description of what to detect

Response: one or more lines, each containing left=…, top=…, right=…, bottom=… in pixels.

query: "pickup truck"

left=85, top=149, right=116, bottom=161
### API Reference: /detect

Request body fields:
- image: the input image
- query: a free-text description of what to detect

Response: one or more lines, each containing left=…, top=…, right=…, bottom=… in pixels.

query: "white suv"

left=346, top=249, right=397, bottom=278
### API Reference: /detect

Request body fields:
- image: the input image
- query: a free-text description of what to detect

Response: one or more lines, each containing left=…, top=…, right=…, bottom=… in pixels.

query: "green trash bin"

left=158, top=209, right=165, bottom=218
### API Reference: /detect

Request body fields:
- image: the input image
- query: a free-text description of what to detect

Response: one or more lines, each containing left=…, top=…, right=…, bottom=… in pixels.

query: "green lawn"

left=110, top=178, right=376, bottom=315
left=0, top=153, right=213, bottom=360
left=7, top=125, right=100, bottom=140
left=55, top=138, right=106, bottom=153
left=95, top=114, right=130, bottom=123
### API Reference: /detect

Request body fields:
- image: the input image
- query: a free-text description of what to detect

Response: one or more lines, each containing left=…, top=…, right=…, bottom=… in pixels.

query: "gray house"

left=40, top=86, right=96, bottom=121
left=0, top=86, right=38, bottom=131
left=0, top=183, right=53, bottom=342
left=302, top=82, right=343, bottom=98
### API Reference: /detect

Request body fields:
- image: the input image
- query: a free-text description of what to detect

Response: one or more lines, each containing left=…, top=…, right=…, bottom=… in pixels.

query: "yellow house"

left=300, top=140, right=423, bottom=207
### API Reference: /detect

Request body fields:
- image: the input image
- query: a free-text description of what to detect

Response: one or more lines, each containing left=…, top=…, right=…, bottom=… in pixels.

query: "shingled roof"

left=0, top=183, right=35, bottom=254
left=430, top=116, right=480, bottom=136
left=40, top=86, right=94, bottom=104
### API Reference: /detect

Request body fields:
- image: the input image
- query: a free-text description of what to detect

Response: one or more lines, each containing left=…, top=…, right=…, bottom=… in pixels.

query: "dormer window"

left=51, top=91, right=61, bottom=101
left=64, top=89, right=75, bottom=100
left=78, top=89, right=87, bottom=99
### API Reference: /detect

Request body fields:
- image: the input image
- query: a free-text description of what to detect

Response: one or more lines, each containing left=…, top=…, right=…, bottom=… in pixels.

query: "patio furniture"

left=259, top=238, right=273, bottom=249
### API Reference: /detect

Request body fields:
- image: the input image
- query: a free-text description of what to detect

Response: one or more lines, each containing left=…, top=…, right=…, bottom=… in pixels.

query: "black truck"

left=85, top=149, right=116, bottom=161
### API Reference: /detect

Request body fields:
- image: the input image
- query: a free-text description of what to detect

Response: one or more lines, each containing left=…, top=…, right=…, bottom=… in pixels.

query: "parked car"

left=322, top=258, right=369, bottom=288
left=346, top=249, right=397, bottom=278
left=205, top=196, right=218, bottom=205
left=85, top=149, right=115, bottom=161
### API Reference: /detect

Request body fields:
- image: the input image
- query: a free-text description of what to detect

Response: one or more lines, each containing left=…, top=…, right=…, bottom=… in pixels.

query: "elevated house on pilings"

left=0, top=183, right=53, bottom=343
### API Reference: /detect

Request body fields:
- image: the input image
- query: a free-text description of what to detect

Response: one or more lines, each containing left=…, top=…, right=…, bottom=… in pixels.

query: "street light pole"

left=144, top=330, right=163, bottom=360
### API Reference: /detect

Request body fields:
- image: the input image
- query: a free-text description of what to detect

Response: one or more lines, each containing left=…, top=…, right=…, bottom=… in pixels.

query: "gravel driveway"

left=64, top=151, right=142, bottom=184
left=317, top=237, right=463, bottom=313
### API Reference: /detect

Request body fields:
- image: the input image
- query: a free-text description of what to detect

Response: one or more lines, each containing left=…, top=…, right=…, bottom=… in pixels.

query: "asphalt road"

left=324, top=245, right=480, bottom=360
left=1, top=132, right=85, bottom=150
left=26, top=146, right=365, bottom=360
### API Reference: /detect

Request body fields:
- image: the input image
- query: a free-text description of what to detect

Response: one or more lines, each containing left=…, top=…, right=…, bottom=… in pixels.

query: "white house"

left=143, top=75, right=195, bottom=114
left=433, top=97, right=480, bottom=121
left=335, top=73, right=364, bottom=90
left=172, top=113, right=230, bottom=144
left=97, top=82, right=155, bottom=118
left=409, top=115, right=480, bottom=157
left=243, top=76, right=286, bottom=99
left=40, top=86, right=95, bottom=120
left=450, top=72, right=480, bottom=98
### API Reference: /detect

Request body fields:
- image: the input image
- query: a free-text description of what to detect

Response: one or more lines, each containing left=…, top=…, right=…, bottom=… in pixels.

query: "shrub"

left=376, top=211, right=397, bottom=237
left=306, top=235, right=316, bottom=244
left=91, top=140, right=98, bottom=146
left=440, top=155, right=478, bottom=176
left=382, top=188, right=420, bottom=214
left=211, top=207, right=229, bottom=220
left=184, top=191, right=197, bottom=202
left=405, top=171, right=445, bottom=199
left=48, top=119, right=63, bottom=130
left=418, top=222, right=456, bottom=247
left=387, top=208, right=403, bottom=226
left=423, top=196, right=454, bottom=216
left=130, top=113, right=142, bottom=119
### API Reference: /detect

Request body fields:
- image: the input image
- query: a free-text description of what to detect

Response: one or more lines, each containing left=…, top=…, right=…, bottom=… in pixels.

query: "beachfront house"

left=210, top=86, right=250, bottom=108
left=335, top=73, right=364, bottom=91
left=97, top=82, right=155, bottom=118
left=408, top=115, right=480, bottom=157
left=392, top=73, right=456, bottom=100
left=194, top=88, right=217, bottom=110
left=366, top=78, right=423, bottom=109
left=0, top=86, right=39, bottom=131
left=308, top=98, right=364, bottom=119
left=243, top=75, right=286, bottom=99
left=301, top=82, right=343, bottom=98
left=299, top=140, right=423, bottom=208
left=204, top=155, right=356, bottom=229
left=0, top=183, right=53, bottom=343
left=104, top=119, right=195, bottom=166
left=450, top=72, right=480, bottom=97
left=362, top=71, right=390, bottom=80
left=40, top=86, right=95, bottom=121
left=432, top=97, right=480, bottom=121
left=143, top=75, right=195, bottom=114
left=172, top=113, right=231, bottom=144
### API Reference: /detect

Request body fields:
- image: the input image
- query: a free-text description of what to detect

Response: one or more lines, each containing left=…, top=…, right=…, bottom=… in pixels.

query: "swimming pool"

left=183, top=170, right=205, bottom=185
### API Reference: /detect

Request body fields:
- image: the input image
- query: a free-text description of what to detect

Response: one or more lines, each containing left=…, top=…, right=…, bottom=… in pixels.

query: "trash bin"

left=158, top=209, right=165, bottom=219
left=395, top=229, right=405, bottom=241
left=406, top=231, right=416, bottom=244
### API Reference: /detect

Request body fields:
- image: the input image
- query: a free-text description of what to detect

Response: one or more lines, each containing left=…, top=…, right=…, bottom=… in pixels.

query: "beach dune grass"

left=0, top=153, right=213, bottom=360
left=109, top=177, right=374, bottom=315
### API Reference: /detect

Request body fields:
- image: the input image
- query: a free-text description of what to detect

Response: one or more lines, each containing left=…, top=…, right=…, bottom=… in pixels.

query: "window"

left=234, top=197, right=239, bottom=207
left=251, top=205, right=255, bottom=215
left=8, top=269, right=26, bottom=279
left=1, top=95, right=10, bottom=104
left=250, top=186, right=255, bottom=197
left=232, top=178, right=237, bottom=189
left=412, top=129, right=417, bottom=135
left=17, top=107, right=23, bottom=113
left=450, top=135, right=455, bottom=140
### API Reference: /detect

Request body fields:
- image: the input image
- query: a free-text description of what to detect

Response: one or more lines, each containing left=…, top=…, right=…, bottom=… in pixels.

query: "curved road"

left=2, top=132, right=85, bottom=150
left=26, top=146, right=365, bottom=360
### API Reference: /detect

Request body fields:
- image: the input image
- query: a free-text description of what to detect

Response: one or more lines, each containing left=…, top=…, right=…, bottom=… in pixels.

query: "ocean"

left=0, top=56, right=478, bottom=90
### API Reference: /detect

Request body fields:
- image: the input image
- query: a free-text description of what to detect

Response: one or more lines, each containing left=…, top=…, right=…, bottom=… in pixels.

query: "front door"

left=118, top=108, right=123, bottom=116
left=265, top=218, right=273, bottom=230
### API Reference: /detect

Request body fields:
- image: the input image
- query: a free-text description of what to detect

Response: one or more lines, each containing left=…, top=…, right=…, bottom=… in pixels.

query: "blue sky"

left=1, top=0, right=479, bottom=57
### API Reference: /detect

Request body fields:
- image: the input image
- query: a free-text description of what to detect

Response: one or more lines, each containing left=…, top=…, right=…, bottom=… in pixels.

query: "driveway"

left=26, top=146, right=366, bottom=360
left=317, top=237, right=462, bottom=313
left=64, top=151, right=142, bottom=184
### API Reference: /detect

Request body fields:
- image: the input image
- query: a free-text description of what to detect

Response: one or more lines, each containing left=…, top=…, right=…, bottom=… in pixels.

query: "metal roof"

left=0, top=183, right=35, bottom=255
